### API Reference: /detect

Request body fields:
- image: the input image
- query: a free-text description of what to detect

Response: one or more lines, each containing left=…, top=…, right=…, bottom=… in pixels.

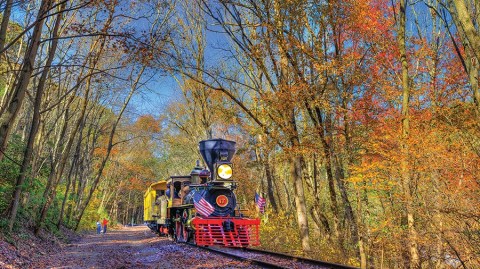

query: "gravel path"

left=32, top=225, right=262, bottom=269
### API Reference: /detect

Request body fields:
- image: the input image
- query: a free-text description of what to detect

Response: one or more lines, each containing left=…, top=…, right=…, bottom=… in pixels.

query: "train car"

left=143, top=180, right=169, bottom=235
left=143, top=139, right=260, bottom=247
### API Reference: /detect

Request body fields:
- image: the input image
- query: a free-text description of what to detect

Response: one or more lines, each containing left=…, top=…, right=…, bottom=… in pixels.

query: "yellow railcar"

left=143, top=180, right=168, bottom=235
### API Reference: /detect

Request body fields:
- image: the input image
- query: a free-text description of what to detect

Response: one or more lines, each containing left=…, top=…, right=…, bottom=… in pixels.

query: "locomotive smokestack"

left=199, top=139, right=236, bottom=180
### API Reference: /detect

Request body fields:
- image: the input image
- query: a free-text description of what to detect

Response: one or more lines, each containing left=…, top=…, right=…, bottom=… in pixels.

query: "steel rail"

left=244, top=247, right=359, bottom=269
left=184, top=242, right=359, bottom=269
left=185, top=243, right=289, bottom=268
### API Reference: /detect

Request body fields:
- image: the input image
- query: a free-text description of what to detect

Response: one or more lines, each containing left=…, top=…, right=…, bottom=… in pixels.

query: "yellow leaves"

left=348, top=174, right=364, bottom=184
left=348, top=163, right=396, bottom=191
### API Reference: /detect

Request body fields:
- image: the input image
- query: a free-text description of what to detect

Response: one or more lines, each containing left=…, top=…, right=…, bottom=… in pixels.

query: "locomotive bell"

left=199, top=139, right=236, bottom=181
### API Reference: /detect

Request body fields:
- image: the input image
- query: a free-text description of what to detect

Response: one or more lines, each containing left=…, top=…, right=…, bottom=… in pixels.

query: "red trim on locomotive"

left=192, top=217, right=260, bottom=247
left=159, top=226, right=169, bottom=235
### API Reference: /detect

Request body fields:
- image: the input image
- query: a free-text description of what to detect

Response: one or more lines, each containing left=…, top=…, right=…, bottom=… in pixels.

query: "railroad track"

left=185, top=243, right=359, bottom=269
left=186, top=243, right=287, bottom=268
left=244, top=247, right=359, bottom=269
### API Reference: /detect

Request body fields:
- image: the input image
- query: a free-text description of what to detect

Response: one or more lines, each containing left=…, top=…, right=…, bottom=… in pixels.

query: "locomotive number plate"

left=216, top=195, right=229, bottom=207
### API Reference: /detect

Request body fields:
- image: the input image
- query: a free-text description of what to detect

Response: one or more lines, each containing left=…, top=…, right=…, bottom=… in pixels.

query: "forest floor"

left=1, top=225, right=261, bottom=269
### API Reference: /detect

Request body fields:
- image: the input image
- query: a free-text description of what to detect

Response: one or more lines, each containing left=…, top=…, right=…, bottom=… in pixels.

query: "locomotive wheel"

left=175, top=222, right=186, bottom=243
left=168, top=222, right=175, bottom=241
left=177, top=222, right=188, bottom=243
left=174, top=212, right=183, bottom=242
left=168, top=227, right=174, bottom=241
left=188, top=225, right=196, bottom=243
left=182, top=210, right=189, bottom=242
left=174, top=210, right=189, bottom=243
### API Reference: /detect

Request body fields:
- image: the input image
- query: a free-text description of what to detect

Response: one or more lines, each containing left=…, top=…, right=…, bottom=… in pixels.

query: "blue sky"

left=129, top=75, right=180, bottom=117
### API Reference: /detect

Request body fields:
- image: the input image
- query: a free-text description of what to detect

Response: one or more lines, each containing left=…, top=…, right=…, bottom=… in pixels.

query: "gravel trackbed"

left=32, top=225, right=262, bottom=269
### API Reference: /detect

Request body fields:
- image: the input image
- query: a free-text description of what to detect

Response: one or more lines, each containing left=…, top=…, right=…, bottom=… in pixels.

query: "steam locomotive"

left=143, top=139, right=260, bottom=247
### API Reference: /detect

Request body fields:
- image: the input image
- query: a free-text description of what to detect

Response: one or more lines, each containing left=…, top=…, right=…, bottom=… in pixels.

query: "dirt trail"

left=32, top=225, right=259, bottom=269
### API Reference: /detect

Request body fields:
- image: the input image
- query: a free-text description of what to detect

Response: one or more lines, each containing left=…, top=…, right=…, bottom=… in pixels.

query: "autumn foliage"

left=164, top=0, right=480, bottom=268
left=1, top=0, right=480, bottom=268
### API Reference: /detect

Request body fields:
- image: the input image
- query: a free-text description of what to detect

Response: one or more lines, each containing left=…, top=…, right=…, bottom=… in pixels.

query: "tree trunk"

left=282, top=177, right=292, bottom=211
left=35, top=6, right=116, bottom=232
left=272, top=169, right=283, bottom=209
left=452, top=0, right=480, bottom=64
left=74, top=66, right=145, bottom=230
left=310, top=202, right=331, bottom=236
left=98, top=189, right=106, bottom=213
left=466, top=47, right=480, bottom=114
left=398, top=0, right=420, bottom=267
left=66, top=151, right=81, bottom=226
left=355, top=186, right=368, bottom=269
left=0, top=0, right=13, bottom=51
left=7, top=1, right=65, bottom=232
left=334, top=156, right=359, bottom=245
left=264, top=154, right=278, bottom=212
left=447, top=0, right=480, bottom=114
left=304, top=101, right=342, bottom=241
left=319, top=110, right=341, bottom=240
left=291, top=154, right=310, bottom=252
left=57, top=131, right=82, bottom=229
left=0, top=0, right=50, bottom=161
left=57, top=160, right=75, bottom=229
left=36, top=59, right=97, bottom=234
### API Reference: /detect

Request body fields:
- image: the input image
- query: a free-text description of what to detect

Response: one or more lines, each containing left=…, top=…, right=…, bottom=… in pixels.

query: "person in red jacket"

left=102, top=218, right=108, bottom=234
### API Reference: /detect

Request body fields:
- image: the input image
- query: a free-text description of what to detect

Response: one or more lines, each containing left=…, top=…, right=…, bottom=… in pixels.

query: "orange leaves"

left=126, top=176, right=144, bottom=191
left=345, top=0, right=392, bottom=37
left=94, top=113, right=162, bottom=194
left=94, top=147, right=108, bottom=158
left=134, top=115, right=161, bottom=133
left=350, top=99, right=480, bottom=200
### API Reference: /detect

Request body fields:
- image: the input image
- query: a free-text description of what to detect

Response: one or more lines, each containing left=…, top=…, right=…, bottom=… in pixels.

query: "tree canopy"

left=0, top=0, right=479, bottom=268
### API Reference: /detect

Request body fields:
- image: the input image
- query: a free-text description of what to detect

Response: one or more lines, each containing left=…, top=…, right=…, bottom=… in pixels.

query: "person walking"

left=102, top=218, right=108, bottom=234
left=96, top=221, right=101, bottom=234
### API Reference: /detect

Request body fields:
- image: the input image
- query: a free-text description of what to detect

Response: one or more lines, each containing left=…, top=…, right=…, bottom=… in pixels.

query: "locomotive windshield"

left=173, top=181, right=181, bottom=198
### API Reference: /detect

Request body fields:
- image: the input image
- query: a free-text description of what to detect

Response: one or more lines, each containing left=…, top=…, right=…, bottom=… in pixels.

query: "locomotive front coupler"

left=222, top=219, right=235, bottom=232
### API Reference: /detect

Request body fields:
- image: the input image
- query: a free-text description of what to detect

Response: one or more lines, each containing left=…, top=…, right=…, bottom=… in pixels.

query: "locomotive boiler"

left=143, top=139, right=260, bottom=247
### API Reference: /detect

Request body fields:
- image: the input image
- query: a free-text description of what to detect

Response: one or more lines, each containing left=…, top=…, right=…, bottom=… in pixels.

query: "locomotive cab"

left=166, top=176, right=191, bottom=207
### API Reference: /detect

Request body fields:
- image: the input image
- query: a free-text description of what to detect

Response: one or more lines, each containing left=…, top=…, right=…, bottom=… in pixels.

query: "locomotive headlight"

left=217, top=164, right=233, bottom=179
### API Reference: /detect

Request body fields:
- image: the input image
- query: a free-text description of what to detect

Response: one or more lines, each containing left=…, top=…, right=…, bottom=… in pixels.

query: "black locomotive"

left=143, top=139, right=260, bottom=247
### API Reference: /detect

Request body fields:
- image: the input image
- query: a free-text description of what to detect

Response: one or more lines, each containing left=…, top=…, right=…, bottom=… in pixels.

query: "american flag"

left=194, top=197, right=215, bottom=217
left=255, top=192, right=266, bottom=213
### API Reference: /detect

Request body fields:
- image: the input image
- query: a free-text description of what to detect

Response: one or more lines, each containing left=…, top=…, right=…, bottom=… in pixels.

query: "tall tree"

left=0, top=0, right=51, bottom=161
left=7, top=0, right=66, bottom=232
left=0, top=0, right=13, bottom=51
left=397, top=0, right=420, bottom=267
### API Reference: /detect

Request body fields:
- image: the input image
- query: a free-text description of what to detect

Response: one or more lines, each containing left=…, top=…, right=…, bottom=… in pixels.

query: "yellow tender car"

left=143, top=180, right=168, bottom=235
